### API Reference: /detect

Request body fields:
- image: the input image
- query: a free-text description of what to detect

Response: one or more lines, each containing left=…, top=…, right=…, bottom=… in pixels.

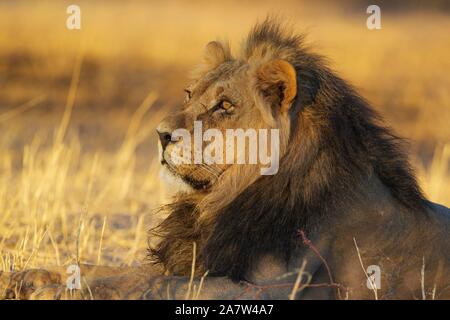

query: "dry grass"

left=0, top=0, right=449, bottom=273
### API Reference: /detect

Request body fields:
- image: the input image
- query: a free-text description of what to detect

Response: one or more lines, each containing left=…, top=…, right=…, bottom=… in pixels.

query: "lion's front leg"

left=2, top=265, right=297, bottom=300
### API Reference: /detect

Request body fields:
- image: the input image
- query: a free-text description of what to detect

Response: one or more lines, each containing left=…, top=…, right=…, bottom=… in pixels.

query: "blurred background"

left=0, top=0, right=449, bottom=271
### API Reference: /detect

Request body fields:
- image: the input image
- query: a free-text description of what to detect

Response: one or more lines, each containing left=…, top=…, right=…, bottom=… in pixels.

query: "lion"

left=2, top=18, right=450, bottom=300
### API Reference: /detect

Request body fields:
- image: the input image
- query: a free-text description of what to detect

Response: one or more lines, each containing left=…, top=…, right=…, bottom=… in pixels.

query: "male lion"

left=2, top=18, right=450, bottom=300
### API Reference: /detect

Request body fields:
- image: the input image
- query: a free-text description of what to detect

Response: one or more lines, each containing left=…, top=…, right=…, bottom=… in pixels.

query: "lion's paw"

left=0, top=269, right=62, bottom=300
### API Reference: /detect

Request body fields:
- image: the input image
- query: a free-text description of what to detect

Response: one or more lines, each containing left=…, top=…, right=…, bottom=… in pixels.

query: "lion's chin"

left=159, top=164, right=212, bottom=193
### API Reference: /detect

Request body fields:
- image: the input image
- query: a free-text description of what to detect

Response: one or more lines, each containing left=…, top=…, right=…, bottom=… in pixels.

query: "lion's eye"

left=217, top=100, right=235, bottom=114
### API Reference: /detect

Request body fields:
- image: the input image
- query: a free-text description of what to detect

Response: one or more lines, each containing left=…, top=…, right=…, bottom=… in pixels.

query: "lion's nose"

left=157, top=129, right=172, bottom=150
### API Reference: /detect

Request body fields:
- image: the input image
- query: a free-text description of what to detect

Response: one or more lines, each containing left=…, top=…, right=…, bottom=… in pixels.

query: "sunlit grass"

left=0, top=89, right=165, bottom=271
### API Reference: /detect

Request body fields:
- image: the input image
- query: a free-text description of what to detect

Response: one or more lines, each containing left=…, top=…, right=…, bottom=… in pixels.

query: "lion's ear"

left=255, top=59, right=297, bottom=113
left=203, top=41, right=232, bottom=69
left=191, top=41, right=232, bottom=79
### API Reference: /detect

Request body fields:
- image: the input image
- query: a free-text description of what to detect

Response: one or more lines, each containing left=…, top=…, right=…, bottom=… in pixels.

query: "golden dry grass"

left=0, top=1, right=449, bottom=272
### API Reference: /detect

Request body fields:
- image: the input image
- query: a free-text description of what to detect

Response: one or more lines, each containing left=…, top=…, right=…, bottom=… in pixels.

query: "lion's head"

left=157, top=41, right=297, bottom=192
left=151, top=18, right=427, bottom=281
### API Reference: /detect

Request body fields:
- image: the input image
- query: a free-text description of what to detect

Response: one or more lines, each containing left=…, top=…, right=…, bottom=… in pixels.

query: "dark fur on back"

left=149, top=18, right=429, bottom=281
